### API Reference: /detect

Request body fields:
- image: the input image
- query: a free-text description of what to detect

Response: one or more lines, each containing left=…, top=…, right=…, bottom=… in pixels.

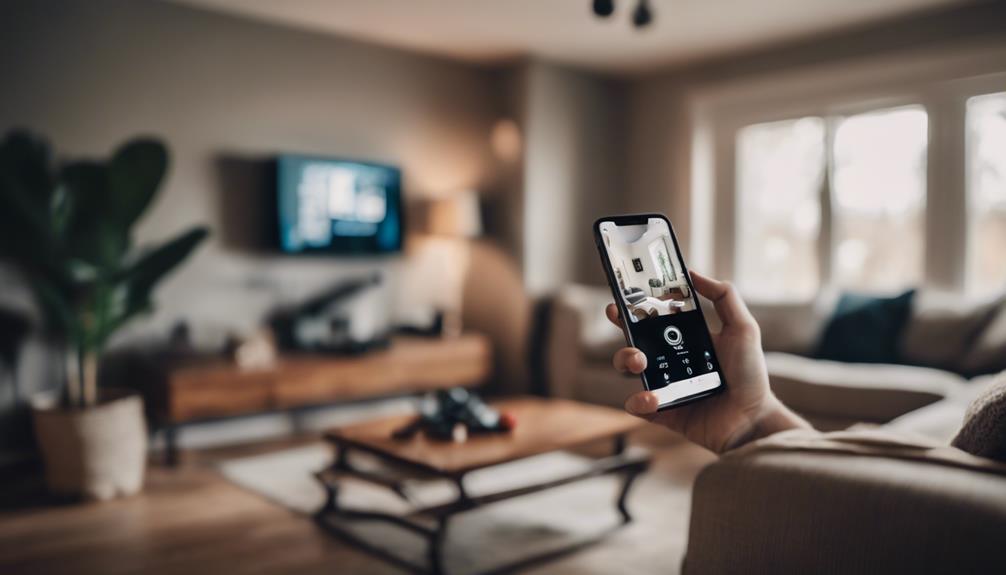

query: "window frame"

left=690, top=43, right=1006, bottom=303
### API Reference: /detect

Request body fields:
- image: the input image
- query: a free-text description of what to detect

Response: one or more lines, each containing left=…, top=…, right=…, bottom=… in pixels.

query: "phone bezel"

left=593, top=213, right=726, bottom=411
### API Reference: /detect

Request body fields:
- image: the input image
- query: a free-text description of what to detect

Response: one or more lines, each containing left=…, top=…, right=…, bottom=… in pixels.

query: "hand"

left=608, top=271, right=810, bottom=453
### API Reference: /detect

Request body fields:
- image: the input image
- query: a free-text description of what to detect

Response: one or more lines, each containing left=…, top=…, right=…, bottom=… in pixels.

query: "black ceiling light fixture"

left=632, top=0, right=653, bottom=29
left=591, top=0, right=654, bottom=29
left=592, top=0, right=615, bottom=18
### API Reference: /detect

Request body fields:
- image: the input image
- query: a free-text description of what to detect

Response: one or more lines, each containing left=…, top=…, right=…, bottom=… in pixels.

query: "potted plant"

left=0, top=130, right=208, bottom=500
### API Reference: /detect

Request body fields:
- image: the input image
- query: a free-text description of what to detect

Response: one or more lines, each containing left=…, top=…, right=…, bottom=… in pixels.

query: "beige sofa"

left=684, top=424, right=1006, bottom=574
left=544, top=284, right=1006, bottom=571
left=544, top=284, right=1006, bottom=430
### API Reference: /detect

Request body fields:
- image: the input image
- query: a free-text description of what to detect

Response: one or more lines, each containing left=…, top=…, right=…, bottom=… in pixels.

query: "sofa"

left=543, top=284, right=1006, bottom=572
left=683, top=422, right=1006, bottom=574
left=544, top=284, right=1006, bottom=432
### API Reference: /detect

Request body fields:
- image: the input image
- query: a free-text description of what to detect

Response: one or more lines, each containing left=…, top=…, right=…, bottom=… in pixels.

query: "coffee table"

left=314, top=396, right=650, bottom=574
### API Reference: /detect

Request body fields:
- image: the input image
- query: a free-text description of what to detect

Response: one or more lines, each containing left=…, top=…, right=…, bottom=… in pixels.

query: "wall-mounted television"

left=276, top=154, right=403, bottom=255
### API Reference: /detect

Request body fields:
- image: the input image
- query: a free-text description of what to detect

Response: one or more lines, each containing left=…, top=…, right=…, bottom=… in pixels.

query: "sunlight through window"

left=736, top=117, right=825, bottom=301
left=831, top=106, right=928, bottom=292
left=967, top=91, right=1006, bottom=297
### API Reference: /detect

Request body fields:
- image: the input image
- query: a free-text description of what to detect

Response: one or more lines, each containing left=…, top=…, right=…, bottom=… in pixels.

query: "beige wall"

left=522, top=61, right=627, bottom=293
left=0, top=0, right=507, bottom=342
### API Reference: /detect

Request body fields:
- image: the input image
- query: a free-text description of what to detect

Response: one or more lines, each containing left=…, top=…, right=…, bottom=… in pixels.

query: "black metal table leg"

left=333, top=444, right=349, bottom=471
left=164, top=424, right=179, bottom=467
left=317, top=473, right=339, bottom=513
left=429, top=516, right=449, bottom=575
left=313, top=443, right=651, bottom=575
left=616, top=467, right=642, bottom=524
left=453, top=474, right=471, bottom=503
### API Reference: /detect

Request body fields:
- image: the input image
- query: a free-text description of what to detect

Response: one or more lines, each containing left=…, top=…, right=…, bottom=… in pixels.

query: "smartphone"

left=594, top=214, right=725, bottom=410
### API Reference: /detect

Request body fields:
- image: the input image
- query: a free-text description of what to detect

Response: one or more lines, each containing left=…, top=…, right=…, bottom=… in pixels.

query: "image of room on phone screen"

left=600, top=220, right=697, bottom=323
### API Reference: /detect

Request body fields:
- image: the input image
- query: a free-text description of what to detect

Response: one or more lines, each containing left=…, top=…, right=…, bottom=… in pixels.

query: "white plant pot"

left=32, top=390, right=147, bottom=501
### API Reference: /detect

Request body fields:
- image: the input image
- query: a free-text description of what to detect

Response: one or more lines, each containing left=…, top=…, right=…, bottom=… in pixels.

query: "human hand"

left=608, top=271, right=810, bottom=453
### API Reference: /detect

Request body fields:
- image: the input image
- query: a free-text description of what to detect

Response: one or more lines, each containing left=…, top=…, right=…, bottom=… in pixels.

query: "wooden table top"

left=324, top=396, right=644, bottom=476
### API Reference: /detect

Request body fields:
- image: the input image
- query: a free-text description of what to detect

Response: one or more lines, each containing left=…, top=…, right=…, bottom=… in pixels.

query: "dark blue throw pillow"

left=814, top=290, right=916, bottom=364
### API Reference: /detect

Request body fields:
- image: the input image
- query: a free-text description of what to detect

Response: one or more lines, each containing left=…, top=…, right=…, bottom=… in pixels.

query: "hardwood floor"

left=0, top=428, right=713, bottom=575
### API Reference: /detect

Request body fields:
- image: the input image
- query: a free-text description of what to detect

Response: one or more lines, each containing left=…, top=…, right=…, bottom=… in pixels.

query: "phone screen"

left=596, top=215, right=724, bottom=408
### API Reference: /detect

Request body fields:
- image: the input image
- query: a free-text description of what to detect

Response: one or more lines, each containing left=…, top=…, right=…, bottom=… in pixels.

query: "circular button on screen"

left=663, top=326, right=684, bottom=346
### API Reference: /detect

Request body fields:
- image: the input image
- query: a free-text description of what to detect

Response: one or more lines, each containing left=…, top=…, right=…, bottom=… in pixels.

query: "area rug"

left=218, top=443, right=694, bottom=574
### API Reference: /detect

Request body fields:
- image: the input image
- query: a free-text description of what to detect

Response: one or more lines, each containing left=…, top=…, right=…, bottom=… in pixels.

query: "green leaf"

left=0, top=131, right=56, bottom=268
left=31, top=277, right=80, bottom=341
left=49, top=182, right=75, bottom=239
left=0, top=130, right=53, bottom=216
left=60, top=161, right=128, bottom=268
left=91, top=284, right=153, bottom=351
left=107, top=138, right=167, bottom=230
left=86, top=226, right=208, bottom=350
left=0, top=178, right=55, bottom=269
left=1, top=131, right=203, bottom=361
left=117, top=225, right=209, bottom=313
left=66, top=259, right=100, bottom=283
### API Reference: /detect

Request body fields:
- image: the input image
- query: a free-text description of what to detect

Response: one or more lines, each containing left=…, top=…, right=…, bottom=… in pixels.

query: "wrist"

left=753, top=395, right=812, bottom=438
left=721, top=394, right=812, bottom=453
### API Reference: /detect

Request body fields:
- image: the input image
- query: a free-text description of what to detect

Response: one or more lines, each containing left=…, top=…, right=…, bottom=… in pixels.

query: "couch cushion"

left=747, top=298, right=834, bottom=356
left=767, top=351, right=963, bottom=422
left=961, top=302, right=1006, bottom=376
left=899, top=290, right=1001, bottom=373
left=814, top=290, right=915, bottom=364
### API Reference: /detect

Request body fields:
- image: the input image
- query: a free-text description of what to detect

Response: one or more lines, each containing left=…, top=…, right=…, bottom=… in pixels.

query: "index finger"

left=689, top=271, right=756, bottom=328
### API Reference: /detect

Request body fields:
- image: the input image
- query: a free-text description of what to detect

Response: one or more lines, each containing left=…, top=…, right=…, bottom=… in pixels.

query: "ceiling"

left=168, top=0, right=968, bottom=74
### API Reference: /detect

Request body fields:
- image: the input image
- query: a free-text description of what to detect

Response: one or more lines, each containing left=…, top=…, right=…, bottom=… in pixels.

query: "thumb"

left=625, top=391, right=658, bottom=421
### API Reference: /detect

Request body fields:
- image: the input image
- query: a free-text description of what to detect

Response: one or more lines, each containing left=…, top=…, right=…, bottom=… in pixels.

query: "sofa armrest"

left=765, top=352, right=962, bottom=424
left=685, top=432, right=1006, bottom=574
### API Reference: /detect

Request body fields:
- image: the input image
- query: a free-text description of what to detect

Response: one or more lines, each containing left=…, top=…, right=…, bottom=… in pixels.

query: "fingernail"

left=630, top=352, right=646, bottom=371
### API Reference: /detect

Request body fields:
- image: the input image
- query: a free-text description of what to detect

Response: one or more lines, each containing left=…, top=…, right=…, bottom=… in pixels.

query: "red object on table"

left=499, top=411, right=517, bottom=430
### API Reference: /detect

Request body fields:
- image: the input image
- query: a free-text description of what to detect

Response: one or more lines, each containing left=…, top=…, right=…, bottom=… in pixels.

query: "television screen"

left=276, top=155, right=402, bottom=254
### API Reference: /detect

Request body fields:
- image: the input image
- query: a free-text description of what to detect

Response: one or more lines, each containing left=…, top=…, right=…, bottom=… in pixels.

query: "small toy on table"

left=392, top=388, right=517, bottom=443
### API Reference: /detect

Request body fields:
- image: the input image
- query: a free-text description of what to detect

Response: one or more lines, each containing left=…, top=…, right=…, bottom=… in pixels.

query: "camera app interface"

left=599, top=218, right=722, bottom=405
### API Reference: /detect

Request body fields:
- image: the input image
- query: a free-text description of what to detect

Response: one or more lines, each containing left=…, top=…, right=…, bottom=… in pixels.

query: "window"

left=648, top=238, right=677, bottom=283
left=736, top=117, right=825, bottom=301
left=967, top=91, right=1006, bottom=297
left=831, top=106, right=927, bottom=292
left=735, top=106, right=927, bottom=300
left=699, top=59, right=1006, bottom=301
